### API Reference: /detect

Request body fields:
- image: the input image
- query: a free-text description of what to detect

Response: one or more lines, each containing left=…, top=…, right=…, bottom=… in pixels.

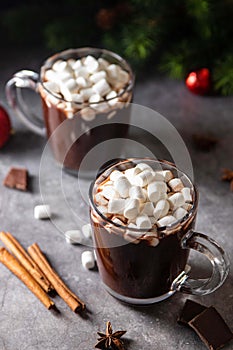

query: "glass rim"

left=39, top=47, right=135, bottom=104
left=89, top=157, right=198, bottom=232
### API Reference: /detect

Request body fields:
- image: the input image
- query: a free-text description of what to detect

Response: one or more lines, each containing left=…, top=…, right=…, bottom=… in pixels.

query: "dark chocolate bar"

left=189, top=306, right=233, bottom=350
left=178, top=299, right=207, bottom=326
left=3, top=167, right=28, bottom=191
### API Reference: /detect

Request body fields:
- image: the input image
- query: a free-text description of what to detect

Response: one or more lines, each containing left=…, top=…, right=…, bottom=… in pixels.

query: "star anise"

left=221, top=168, right=233, bottom=191
left=95, top=321, right=127, bottom=350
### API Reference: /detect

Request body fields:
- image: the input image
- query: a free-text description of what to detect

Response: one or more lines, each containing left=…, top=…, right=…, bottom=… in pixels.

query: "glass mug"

left=5, top=48, right=134, bottom=177
left=89, top=158, right=229, bottom=305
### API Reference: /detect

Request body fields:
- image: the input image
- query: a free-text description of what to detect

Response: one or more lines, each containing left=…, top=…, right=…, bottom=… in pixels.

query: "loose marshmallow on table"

left=34, top=205, right=51, bottom=220
left=65, top=230, right=83, bottom=244
left=81, top=250, right=95, bottom=270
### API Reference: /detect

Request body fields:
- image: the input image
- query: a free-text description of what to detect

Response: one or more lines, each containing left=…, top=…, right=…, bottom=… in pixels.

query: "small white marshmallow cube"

left=98, top=57, right=110, bottom=70
left=109, top=170, right=124, bottom=181
left=157, top=215, right=177, bottom=227
left=173, top=207, right=188, bottom=220
left=34, top=205, right=51, bottom=220
left=136, top=163, right=153, bottom=172
left=129, top=186, right=146, bottom=201
left=65, top=230, right=83, bottom=244
left=181, top=187, right=192, bottom=202
left=113, top=176, right=131, bottom=198
left=93, top=78, right=111, bottom=96
left=141, top=202, right=154, bottom=216
left=168, top=178, right=184, bottom=192
left=95, top=192, right=108, bottom=205
left=169, top=192, right=185, bottom=209
left=108, top=198, right=126, bottom=214
left=124, top=198, right=140, bottom=220
left=124, top=167, right=141, bottom=183
left=153, top=199, right=170, bottom=220
left=81, top=250, right=95, bottom=270
left=43, top=81, right=60, bottom=94
left=133, top=170, right=154, bottom=187
left=74, top=66, right=89, bottom=79
left=89, top=70, right=107, bottom=83
left=71, top=93, right=84, bottom=104
left=83, top=55, right=99, bottom=73
left=136, top=214, right=152, bottom=229
left=157, top=170, right=174, bottom=182
left=102, top=185, right=119, bottom=200
left=106, top=91, right=118, bottom=107
left=82, top=223, right=93, bottom=240
left=76, top=76, right=88, bottom=89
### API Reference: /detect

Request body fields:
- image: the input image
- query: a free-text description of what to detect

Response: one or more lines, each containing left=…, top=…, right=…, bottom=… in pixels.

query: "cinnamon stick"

left=0, top=247, right=54, bottom=310
left=28, top=243, right=85, bottom=313
left=0, top=232, right=54, bottom=293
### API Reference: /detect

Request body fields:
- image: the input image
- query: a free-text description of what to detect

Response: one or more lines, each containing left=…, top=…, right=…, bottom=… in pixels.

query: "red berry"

left=186, top=68, right=211, bottom=95
left=0, top=105, right=11, bottom=148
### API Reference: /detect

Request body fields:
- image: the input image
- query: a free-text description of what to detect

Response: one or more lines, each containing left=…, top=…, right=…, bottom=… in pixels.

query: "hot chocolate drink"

left=39, top=48, right=134, bottom=173
left=90, top=159, right=197, bottom=302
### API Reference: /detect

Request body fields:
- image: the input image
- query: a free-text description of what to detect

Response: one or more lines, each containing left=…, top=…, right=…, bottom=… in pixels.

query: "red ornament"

left=0, top=105, right=11, bottom=149
left=186, top=68, right=211, bottom=95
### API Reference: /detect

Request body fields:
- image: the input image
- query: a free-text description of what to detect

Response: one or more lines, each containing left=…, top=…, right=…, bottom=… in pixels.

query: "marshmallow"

left=101, top=185, right=119, bottom=200
left=71, top=93, right=84, bottom=104
left=93, top=78, right=111, bottom=96
left=82, top=223, right=92, bottom=239
left=129, top=186, right=146, bottom=201
left=74, top=66, right=89, bottom=79
left=153, top=199, right=170, bottom=220
left=43, top=81, right=60, bottom=95
left=136, top=163, right=153, bottom=172
left=136, top=214, right=152, bottom=229
left=113, top=176, right=131, bottom=198
left=44, top=69, right=58, bottom=82
left=158, top=192, right=168, bottom=200
left=147, top=181, right=167, bottom=202
left=73, top=59, right=82, bottom=70
left=81, top=250, right=95, bottom=270
left=34, top=205, right=51, bottom=220
left=157, top=170, right=174, bottom=182
left=97, top=205, right=108, bottom=215
left=182, top=203, right=193, bottom=211
left=109, top=170, right=124, bottom=181
left=98, top=57, right=110, bottom=70
left=83, top=55, right=99, bottom=73
left=89, top=93, right=102, bottom=106
left=173, top=207, right=188, bottom=220
left=124, top=223, right=143, bottom=243
left=107, top=64, right=121, bottom=82
left=149, top=216, right=157, bottom=225
left=67, top=58, right=76, bottom=68
left=65, top=230, right=83, bottom=244
left=107, top=111, right=117, bottom=120
left=151, top=171, right=165, bottom=182
left=76, top=76, right=88, bottom=89
left=80, top=87, right=95, bottom=100
left=168, top=192, right=185, bottom=209
left=141, top=202, right=154, bottom=216
left=95, top=192, right=108, bottom=205
left=157, top=215, right=177, bottom=227
left=124, top=167, right=141, bottom=183
left=118, top=69, right=130, bottom=84
left=89, top=70, right=107, bottom=83
left=124, top=198, right=140, bottom=220
left=142, top=234, right=159, bottom=247
left=52, top=60, right=69, bottom=72
left=108, top=198, right=126, bottom=214
left=106, top=91, right=118, bottom=106
left=133, top=170, right=154, bottom=187
left=181, top=187, right=192, bottom=202
left=168, top=178, right=184, bottom=192
left=112, top=217, right=124, bottom=226
left=80, top=107, right=96, bottom=121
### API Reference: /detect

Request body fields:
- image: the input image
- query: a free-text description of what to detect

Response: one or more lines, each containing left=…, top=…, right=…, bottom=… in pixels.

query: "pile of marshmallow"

left=95, top=163, right=193, bottom=245
left=41, top=55, right=131, bottom=120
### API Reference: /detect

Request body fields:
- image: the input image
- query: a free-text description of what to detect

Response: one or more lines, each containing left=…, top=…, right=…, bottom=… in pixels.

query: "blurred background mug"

left=5, top=47, right=134, bottom=177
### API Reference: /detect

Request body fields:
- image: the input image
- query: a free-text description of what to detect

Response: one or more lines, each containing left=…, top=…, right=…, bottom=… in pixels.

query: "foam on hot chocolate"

left=94, top=162, right=194, bottom=245
left=40, top=54, right=131, bottom=120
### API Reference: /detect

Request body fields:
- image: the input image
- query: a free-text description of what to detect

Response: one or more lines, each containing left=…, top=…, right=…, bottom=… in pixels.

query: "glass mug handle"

left=171, top=230, right=230, bottom=295
left=5, top=70, right=46, bottom=136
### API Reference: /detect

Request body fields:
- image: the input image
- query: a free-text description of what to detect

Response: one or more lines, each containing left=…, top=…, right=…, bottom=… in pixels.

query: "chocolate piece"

left=178, top=299, right=207, bottom=325
left=189, top=306, right=233, bottom=350
left=3, top=167, right=28, bottom=191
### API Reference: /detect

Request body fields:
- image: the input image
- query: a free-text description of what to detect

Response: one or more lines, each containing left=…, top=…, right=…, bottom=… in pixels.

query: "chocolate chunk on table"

left=178, top=299, right=207, bottom=326
left=3, top=167, right=28, bottom=191
left=189, top=306, right=233, bottom=350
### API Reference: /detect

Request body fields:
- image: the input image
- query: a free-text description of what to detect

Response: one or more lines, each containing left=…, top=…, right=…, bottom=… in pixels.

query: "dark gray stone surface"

left=0, top=51, right=233, bottom=350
